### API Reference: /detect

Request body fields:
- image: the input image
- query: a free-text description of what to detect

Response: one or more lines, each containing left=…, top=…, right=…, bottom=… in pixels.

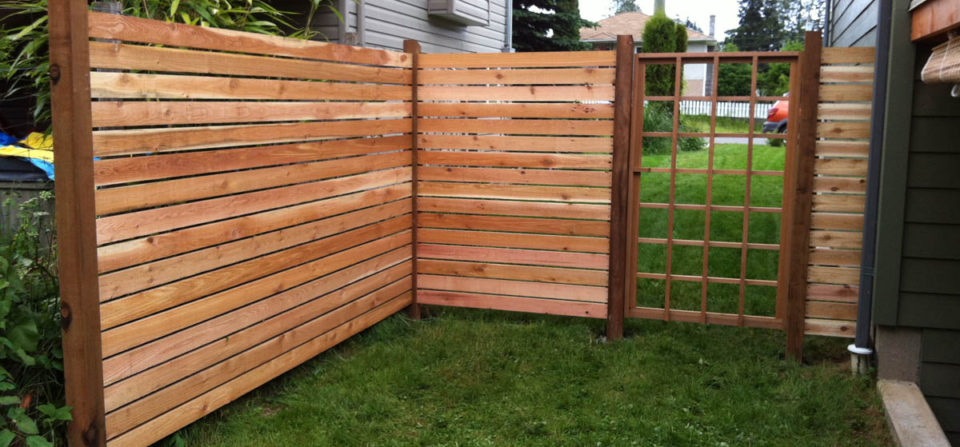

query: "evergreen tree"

left=725, top=0, right=783, bottom=51
left=513, top=0, right=596, bottom=51
left=611, top=0, right=640, bottom=14
left=716, top=42, right=752, bottom=96
left=642, top=12, right=680, bottom=96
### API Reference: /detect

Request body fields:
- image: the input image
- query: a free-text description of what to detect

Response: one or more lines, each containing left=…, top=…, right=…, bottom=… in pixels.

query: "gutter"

left=503, top=0, right=513, bottom=52
left=849, top=0, right=892, bottom=368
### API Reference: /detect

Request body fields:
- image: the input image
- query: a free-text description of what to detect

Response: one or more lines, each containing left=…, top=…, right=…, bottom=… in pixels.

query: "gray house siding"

left=904, top=52, right=960, bottom=444
left=828, top=0, right=878, bottom=46
left=870, top=0, right=960, bottom=442
left=283, top=0, right=509, bottom=54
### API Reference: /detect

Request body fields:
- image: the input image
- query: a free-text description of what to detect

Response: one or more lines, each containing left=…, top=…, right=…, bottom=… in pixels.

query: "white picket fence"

left=679, top=101, right=775, bottom=119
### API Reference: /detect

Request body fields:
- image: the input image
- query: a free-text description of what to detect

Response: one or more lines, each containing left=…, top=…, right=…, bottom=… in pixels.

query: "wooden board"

left=804, top=44, right=876, bottom=338
left=80, top=15, right=418, bottom=445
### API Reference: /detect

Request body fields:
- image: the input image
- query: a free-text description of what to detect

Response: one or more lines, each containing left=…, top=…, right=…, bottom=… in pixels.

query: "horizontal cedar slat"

left=814, top=158, right=868, bottom=176
left=817, top=103, right=872, bottom=121
left=101, top=249, right=412, bottom=391
left=99, top=218, right=411, bottom=330
left=420, top=150, right=611, bottom=169
left=419, top=118, right=613, bottom=136
left=419, top=85, right=614, bottom=101
left=87, top=11, right=411, bottom=67
left=419, top=102, right=614, bottom=119
left=96, top=151, right=410, bottom=214
left=419, top=51, right=616, bottom=68
left=812, top=176, right=867, bottom=194
left=104, top=277, right=413, bottom=437
left=417, top=67, right=614, bottom=85
left=98, top=199, right=411, bottom=301
left=418, top=228, right=609, bottom=253
left=94, top=136, right=410, bottom=186
left=96, top=167, right=411, bottom=244
left=418, top=290, right=607, bottom=318
left=417, top=243, right=608, bottom=270
left=88, top=41, right=410, bottom=85
left=418, top=182, right=610, bottom=203
left=90, top=72, right=411, bottom=101
left=819, top=84, right=873, bottom=102
left=93, top=118, right=412, bottom=156
left=815, top=141, right=870, bottom=157
left=417, top=259, right=608, bottom=286
left=812, top=194, right=866, bottom=213
left=418, top=213, right=609, bottom=237
left=419, top=134, right=612, bottom=153
left=97, top=184, right=410, bottom=273
left=817, top=121, right=871, bottom=140
left=809, top=229, right=863, bottom=249
left=418, top=166, right=611, bottom=187
left=819, top=65, right=874, bottom=83
left=804, top=301, right=858, bottom=320
left=107, top=293, right=412, bottom=446
left=808, top=265, right=860, bottom=284
left=92, top=101, right=412, bottom=128
left=811, top=212, right=864, bottom=230
left=417, top=197, right=609, bottom=220
left=807, top=283, right=859, bottom=302
left=418, top=275, right=606, bottom=302
left=808, top=248, right=862, bottom=266
left=821, top=46, right=876, bottom=64
left=804, top=318, right=855, bottom=337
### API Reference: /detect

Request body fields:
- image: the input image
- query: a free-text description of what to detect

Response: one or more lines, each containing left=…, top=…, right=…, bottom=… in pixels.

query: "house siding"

left=829, top=0, right=878, bottom=47
left=903, top=49, right=960, bottom=443
left=282, top=0, right=508, bottom=54
left=872, top=0, right=960, bottom=437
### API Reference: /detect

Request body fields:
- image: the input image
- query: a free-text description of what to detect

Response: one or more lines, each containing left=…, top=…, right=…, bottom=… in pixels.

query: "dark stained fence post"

left=784, top=31, right=823, bottom=361
left=48, top=0, right=108, bottom=445
left=607, top=35, right=635, bottom=340
left=403, top=39, right=422, bottom=320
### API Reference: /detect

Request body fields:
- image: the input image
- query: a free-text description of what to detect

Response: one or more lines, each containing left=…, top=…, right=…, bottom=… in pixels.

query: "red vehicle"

left=763, top=93, right=789, bottom=134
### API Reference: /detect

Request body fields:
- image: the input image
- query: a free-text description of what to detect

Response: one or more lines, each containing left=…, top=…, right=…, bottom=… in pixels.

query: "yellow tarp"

left=0, top=132, right=54, bottom=162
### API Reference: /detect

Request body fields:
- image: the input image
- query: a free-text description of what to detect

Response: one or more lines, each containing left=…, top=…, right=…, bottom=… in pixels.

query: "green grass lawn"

left=177, top=310, right=890, bottom=446
left=683, top=115, right=764, bottom=134
left=635, top=143, right=786, bottom=316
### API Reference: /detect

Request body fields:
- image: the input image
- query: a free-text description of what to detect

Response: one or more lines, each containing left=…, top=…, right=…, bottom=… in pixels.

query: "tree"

left=513, top=0, right=596, bottom=52
left=758, top=40, right=804, bottom=96
left=716, top=42, right=752, bottom=96
left=684, top=18, right=704, bottom=34
left=611, top=0, right=640, bottom=14
left=725, top=0, right=784, bottom=51
left=641, top=12, right=682, bottom=96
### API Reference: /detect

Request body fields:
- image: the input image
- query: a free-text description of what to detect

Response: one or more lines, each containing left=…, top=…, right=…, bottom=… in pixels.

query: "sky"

left=579, top=0, right=742, bottom=40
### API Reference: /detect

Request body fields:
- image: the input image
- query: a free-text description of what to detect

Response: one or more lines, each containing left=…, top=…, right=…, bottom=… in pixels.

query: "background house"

left=580, top=11, right=718, bottom=96
left=278, top=0, right=512, bottom=54
left=827, top=0, right=960, bottom=443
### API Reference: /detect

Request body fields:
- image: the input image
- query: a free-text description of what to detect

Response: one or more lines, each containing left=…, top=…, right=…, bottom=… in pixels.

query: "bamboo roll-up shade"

left=921, top=36, right=960, bottom=83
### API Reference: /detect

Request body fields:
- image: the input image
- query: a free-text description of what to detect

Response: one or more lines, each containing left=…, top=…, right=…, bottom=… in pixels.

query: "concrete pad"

left=878, top=380, right=951, bottom=447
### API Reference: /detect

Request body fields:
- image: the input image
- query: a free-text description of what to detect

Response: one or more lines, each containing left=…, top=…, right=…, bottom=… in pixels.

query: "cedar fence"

left=48, top=7, right=875, bottom=446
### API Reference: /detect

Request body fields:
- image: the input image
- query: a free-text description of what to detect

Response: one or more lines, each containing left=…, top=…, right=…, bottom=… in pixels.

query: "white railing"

left=679, top=101, right=775, bottom=119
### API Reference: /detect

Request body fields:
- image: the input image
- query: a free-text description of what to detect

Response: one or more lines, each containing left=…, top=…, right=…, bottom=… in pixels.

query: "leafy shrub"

left=642, top=103, right=706, bottom=155
left=0, top=192, right=70, bottom=446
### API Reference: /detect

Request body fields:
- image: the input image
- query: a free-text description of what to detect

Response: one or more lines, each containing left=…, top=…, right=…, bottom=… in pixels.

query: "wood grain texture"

left=87, top=11, right=411, bottom=67
left=50, top=2, right=106, bottom=444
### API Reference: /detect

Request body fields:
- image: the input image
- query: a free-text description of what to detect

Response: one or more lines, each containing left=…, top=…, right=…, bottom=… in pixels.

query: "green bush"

left=0, top=193, right=70, bottom=446
left=642, top=104, right=706, bottom=155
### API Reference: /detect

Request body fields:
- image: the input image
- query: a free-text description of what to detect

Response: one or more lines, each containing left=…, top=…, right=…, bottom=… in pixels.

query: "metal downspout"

left=848, top=0, right=892, bottom=369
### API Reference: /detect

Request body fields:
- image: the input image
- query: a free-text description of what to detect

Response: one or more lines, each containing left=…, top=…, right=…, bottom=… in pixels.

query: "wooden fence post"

left=784, top=31, right=823, bottom=361
left=403, top=39, right=422, bottom=320
left=607, top=35, right=634, bottom=340
left=48, top=0, right=107, bottom=445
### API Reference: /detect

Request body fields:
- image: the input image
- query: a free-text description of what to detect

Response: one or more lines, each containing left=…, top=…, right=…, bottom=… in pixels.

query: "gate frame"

left=606, top=32, right=824, bottom=361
